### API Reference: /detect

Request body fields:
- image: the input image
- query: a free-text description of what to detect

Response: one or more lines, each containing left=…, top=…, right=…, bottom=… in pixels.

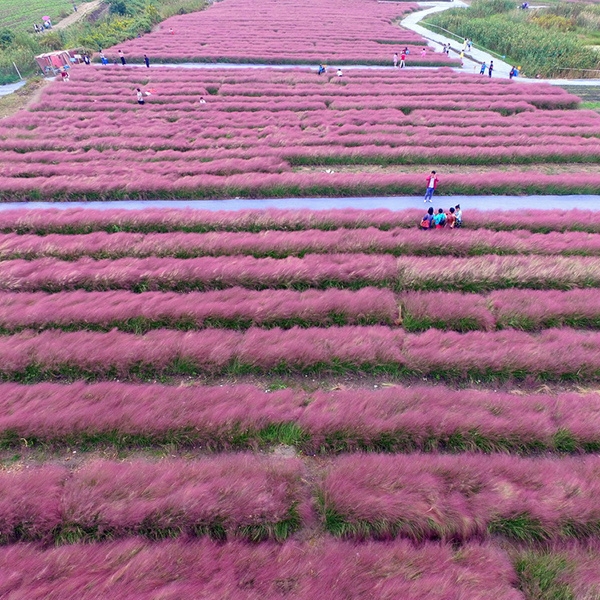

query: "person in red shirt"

left=424, top=170, right=439, bottom=202
left=400, top=52, right=406, bottom=68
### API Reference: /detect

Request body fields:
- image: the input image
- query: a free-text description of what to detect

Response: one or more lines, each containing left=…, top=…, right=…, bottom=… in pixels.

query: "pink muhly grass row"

left=0, top=538, right=520, bottom=600
left=321, top=453, right=600, bottom=542
left=2, top=382, right=600, bottom=453
left=4, top=227, right=600, bottom=260
left=1, top=207, right=600, bottom=235
left=401, top=288, right=600, bottom=331
left=0, top=455, right=304, bottom=543
left=0, top=288, right=398, bottom=332
left=2, top=254, right=600, bottom=293
left=1, top=326, right=600, bottom=380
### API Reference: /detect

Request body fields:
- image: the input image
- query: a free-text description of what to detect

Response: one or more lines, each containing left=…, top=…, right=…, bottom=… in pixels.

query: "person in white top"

left=136, top=88, right=145, bottom=105
left=336, top=68, right=343, bottom=77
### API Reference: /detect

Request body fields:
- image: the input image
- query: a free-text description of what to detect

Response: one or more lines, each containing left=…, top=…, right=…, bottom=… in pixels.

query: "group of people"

left=392, top=47, right=428, bottom=68
left=33, top=20, right=52, bottom=33
left=420, top=206, right=462, bottom=230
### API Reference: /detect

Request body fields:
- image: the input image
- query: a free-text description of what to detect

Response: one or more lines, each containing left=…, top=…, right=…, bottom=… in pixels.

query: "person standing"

left=488, top=61, right=494, bottom=78
left=400, top=52, right=406, bottom=68
left=119, top=50, right=126, bottom=66
left=421, top=48, right=427, bottom=58
left=479, top=62, right=487, bottom=75
left=136, top=88, right=145, bottom=105
left=393, top=53, right=398, bottom=68
left=144, top=54, right=150, bottom=68
left=73, top=3, right=77, bottom=11
left=424, top=170, right=439, bottom=202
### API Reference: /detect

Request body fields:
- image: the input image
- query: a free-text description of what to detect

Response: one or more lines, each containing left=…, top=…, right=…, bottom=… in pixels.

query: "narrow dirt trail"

left=53, top=0, right=103, bottom=31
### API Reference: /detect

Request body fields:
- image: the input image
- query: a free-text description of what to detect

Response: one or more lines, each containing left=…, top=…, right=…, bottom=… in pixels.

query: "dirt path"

left=53, top=0, right=102, bottom=31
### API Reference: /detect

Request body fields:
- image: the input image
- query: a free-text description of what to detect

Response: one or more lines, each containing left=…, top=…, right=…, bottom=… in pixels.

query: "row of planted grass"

left=5, top=227, right=600, bottom=260
left=5, top=452, right=600, bottom=545
left=1, top=326, right=600, bottom=382
left=2, top=208, right=599, bottom=235
left=2, top=382, right=600, bottom=454
left=3, top=254, right=600, bottom=293
left=3, top=288, right=600, bottom=335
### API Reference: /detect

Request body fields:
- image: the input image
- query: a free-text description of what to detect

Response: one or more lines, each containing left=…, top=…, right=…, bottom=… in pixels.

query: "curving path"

left=401, top=1, right=600, bottom=84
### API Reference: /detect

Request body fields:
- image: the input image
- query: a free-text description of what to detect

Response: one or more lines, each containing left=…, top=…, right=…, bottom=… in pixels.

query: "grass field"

left=0, top=0, right=93, bottom=32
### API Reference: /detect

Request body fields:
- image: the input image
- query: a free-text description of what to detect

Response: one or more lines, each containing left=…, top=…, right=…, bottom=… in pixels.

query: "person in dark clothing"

left=488, top=61, right=494, bottom=77
left=144, top=54, right=150, bottom=68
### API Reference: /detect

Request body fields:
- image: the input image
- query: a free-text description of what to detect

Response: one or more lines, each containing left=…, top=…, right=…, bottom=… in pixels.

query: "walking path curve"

left=1, top=195, right=598, bottom=212
left=401, top=1, right=600, bottom=84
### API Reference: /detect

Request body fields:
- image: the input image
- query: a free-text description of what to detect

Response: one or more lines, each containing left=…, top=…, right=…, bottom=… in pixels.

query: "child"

left=420, top=207, right=434, bottom=230
left=433, top=208, right=447, bottom=229
left=454, top=205, right=463, bottom=228
left=446, top=207, right=457, bottom=228
left=393, top=53, right=398, bottom=68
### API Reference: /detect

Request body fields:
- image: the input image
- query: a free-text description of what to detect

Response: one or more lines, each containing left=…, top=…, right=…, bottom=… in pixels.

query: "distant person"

left=424, top=170, right=439, bottom=202
left=199, top=97, right=206, bottom=104
left=169, top=27, right=174, bottom=35
left=336, top=68, right=343, bottom=77
left=144, top=54, right=150, bottom=68
left=462, top=38, right=468, bottom=51
left=33, top=24, right=39, bottom=33
left=400, top=52, right=406, bottom=68
left=393, top=53, right=398, bottom=68
left=60, top=69, right=69, bottom=82
left=479, top=62, right=486, bottom=75
left=100, top=53, right=109, bottom=65
left=317, top=64, right=326, bottom=75
left=433, top=208, right=447, bottom=229
left=446, top=207, right=457, bottom=228
left=403, top=46, right=409, bottom=55
left=459, top=50, right=464, bottom=65
left=488, top=61, right=494, bottom=78
left=420, top=207, right=434, bottom=230
left=73, top=2, right=77, bottom=11
left=444, top=44, right=449, bottom=56
left=119, top=50, right=126, bottom=65
left=136, top=88, right=145, bottom=105
left=454, top=205, right=463, bottom=228
left=467, top=39, right=472, bottom=51
left=421, top=48, right=427, bottom=58
left=83, top=54, right=90, bottom=65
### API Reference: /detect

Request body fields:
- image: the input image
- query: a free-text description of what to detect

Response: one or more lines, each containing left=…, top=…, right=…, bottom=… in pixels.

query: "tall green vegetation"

left=0, top=0, right=206, bottom=84
left=424, top=0, right=600, bottom=78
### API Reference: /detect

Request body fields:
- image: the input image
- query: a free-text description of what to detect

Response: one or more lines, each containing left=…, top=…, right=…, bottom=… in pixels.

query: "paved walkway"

left=1, top=195, right=598, bottom=212
left=0, top=81, right=26, bottom=96
left=402, top=1, right=600, bottom=84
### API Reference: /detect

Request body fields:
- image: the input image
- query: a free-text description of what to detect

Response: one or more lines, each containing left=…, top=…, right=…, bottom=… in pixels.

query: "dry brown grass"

left=0, top=77, right=48, bottom=121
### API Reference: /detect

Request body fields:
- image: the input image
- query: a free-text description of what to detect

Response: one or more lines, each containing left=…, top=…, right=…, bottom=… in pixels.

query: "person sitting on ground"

left=420, top=207, right=434, bottom=230
left=454, top=205, right=462, bottom=228
left=433, top=208, right=447, bottom=229
left=446, top=206, right=457, bottom=228
left=318, top=64, right=326, bottom=75
left=336, top=68, right=343, bottom=77
left=199, top=97, right=206, bottom=104
left=136, top=88, right=145, bottom=105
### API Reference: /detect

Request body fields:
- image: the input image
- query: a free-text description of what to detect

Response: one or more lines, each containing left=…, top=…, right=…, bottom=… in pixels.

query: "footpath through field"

left=402, top=1, right=600, bottom=85
left=52, top=0, right=102, bottom=31
left=2, top=195, right=599, bottom=212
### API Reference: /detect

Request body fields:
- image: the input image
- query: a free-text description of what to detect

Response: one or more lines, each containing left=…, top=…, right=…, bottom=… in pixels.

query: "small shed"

left=35, top=50, right=80, bottom=75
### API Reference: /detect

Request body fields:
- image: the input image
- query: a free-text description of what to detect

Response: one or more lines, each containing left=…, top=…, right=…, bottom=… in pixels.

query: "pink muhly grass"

left=0, top=382, right=598, bottom=452
left=0, top=538, right=521, bottom=599
left=321, top=453, right=600, bottom=542
left=0, top=287, right=398, bottom=331
left=1, top=207, right=600, bottom=235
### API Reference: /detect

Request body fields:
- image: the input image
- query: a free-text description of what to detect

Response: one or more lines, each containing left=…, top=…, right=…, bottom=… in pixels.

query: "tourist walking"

left=400, top=52, right=406, bottom=68
left=488, top=61, right=494, bottom=77
left=479, top=62, right=487, bottom=75
left=119, top=50, right=126, bottom=65
left=393, top=53, right=398, bottom=68
left=144, top=54, right=150, bottom=68
left=424, top=170, right=439, bottom=202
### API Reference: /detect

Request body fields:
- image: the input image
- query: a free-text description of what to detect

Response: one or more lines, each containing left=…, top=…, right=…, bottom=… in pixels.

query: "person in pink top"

left=421, top=48, right=427, bottom=58
left=424, top=170, right=439, bottom=202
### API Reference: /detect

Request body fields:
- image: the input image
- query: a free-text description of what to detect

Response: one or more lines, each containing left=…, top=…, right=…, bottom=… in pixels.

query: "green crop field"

left=0, top=0, right=93, bottom=33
